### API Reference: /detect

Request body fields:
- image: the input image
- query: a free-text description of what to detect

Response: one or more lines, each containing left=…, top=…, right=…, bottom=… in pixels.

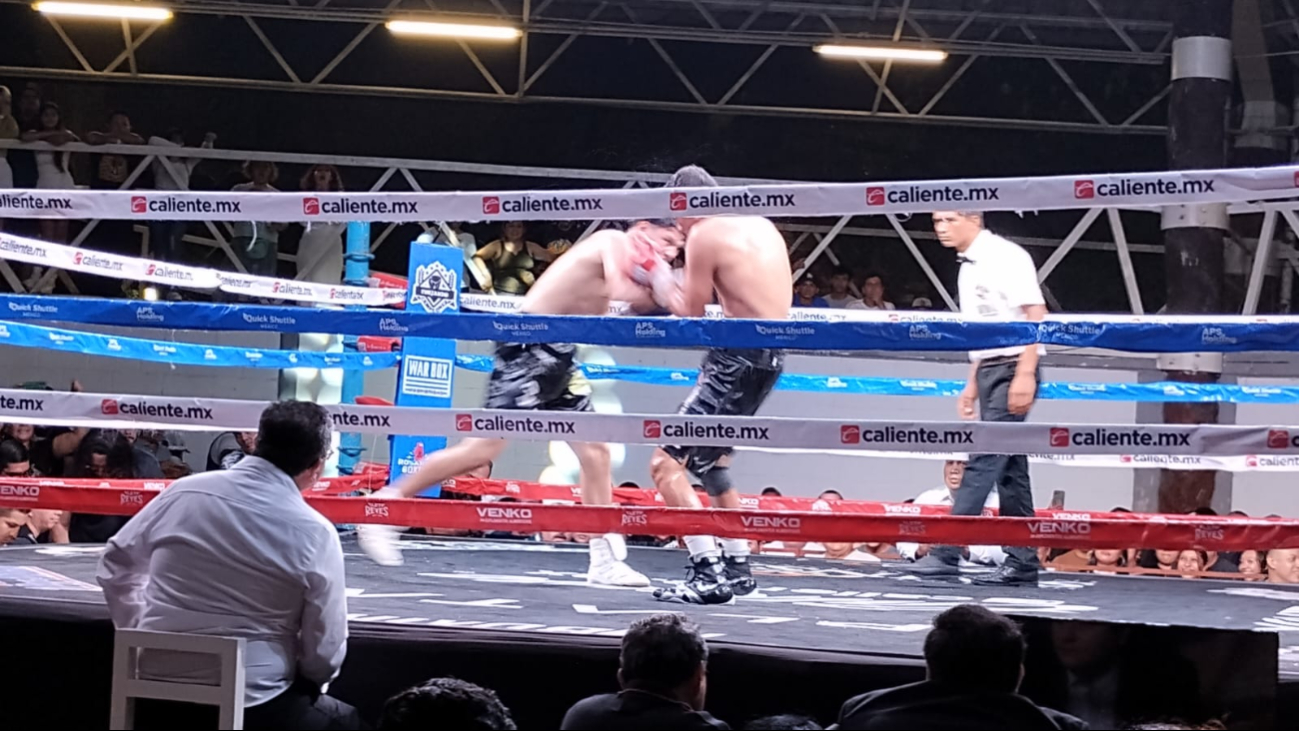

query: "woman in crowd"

left=66, top=431, right=162, bottom=543
left=1089, top=548, right=1127, bottom=573
left=230, top=160, right=285, bottom=278
left=472, top=221, right=548, bottom=294
left=1238, top=549, right=1266, bottom=581
left=20, top=101, right=78, bottom=290
left=1137, top=548, right=1181, bottom=574
left=1176, top=549, right=1209, bottom=579
left=297, top=164, right=346, bottom=284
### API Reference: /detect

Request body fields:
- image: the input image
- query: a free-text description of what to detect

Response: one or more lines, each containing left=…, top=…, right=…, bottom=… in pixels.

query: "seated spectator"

left=68, top=430, right=163, bottom=543
left=562, top=613, right=728, bottom=730
left=207, top=430, right=257, bottom=470
left=898, top=460, right=1003, bottom=566
left=473, top=221, right=543, bottom=294
left=99, top=401, right=361, bottom=730
left=620, top=481, right=641, bottom=488
left=835, top=605, right=1082, bottom=730
left=846, top=273, right=895, bottom=311
left=1, top=507, right=27, bottom=545
left=818, top=489, right=843, bottom=501
left=1088, top=549, right=1126, bottom=573
left=3, top=419, right=85, bottom=476
left=792, top=273, right=829, bottom=308
left=744, top=715, right=822, bottom=730
left=1047, top=549, right=1092, bottom=570
left=1176, top=549, right=1208, bottom=579
left=823, top=267, right=861, bottom=308
left=15, top=509, right=65, bottom=545
left=379, top=677, right=516, bottom=730
left=0, top=439, right=34, bottom=476
left=1267, top=548, right=1299, bottom=584
left=1238, top=549, right=1265, bottom=581
left=1137, top=549, right=1180, bottom=574
left=760, top=486, right=781, bottom=497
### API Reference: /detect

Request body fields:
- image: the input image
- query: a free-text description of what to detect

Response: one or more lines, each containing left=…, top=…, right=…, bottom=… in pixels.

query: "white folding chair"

left=109, top=628, right=246, bottom=730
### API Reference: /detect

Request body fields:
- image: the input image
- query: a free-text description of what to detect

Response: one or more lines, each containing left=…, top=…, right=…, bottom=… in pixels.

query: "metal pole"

left=338, top=220, right=372, bottom=475
left=1155, top=0, right=1232, bottom=514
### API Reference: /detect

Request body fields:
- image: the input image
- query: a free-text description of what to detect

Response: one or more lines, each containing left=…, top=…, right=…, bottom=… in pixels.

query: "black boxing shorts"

left=661, top=348, right=784, bottom=491
left=484, top=342, right=591, bottom=412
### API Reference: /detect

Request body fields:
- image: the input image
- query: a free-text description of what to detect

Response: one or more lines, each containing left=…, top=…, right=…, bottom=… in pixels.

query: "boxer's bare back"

left=667, top=215, right=791, bottom=320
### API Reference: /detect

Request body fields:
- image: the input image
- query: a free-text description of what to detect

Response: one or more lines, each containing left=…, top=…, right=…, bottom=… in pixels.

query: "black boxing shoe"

left=653, top=556, right=736, bottom=605
left=723, top=555, right=757, bottom=596
left=971, top=564, right=1039, bottom=587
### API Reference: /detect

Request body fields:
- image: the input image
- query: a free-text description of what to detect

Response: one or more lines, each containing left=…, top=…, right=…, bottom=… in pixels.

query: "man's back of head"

left=924, top=605, right=1025, bottom=693
left=254, top=401, right=332, bottom=482
left=669, top=165, right=718, bottom=189
left=379, top=677, right=516, bottom=730
left=620, top=613, right=709, bottom=706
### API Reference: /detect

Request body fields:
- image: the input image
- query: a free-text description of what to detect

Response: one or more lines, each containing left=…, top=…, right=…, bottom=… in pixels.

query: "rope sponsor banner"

left=1, top=165, right=1297, bottom=221
left=6, top=482, right=1295, bottom=551
left=0, top=232, right=405, bottom=307
left=8, top=294, right=1299, bottom=353
left=0, top=318, right=398, bottom=371
left=0, top=387, right=1293, bottom=456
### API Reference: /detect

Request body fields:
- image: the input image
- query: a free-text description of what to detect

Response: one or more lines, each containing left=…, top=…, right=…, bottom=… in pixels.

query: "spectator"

left=9, top=83, right=42, bottom=190
left=98, top=401, right=361, bottom=730
left=1238, top=549, right=1265, bottom=581
left=792, top=273, right=829, bottom=308
left=231, top=161, right=286, bottom=278
left=15, top=509, right=65, bottom=545
left=1175, top=550, right=1207, bottom=578
left=87, top=110, right=144, bottom=189
left=911, top=296, right=935, bottom=310
left=743, top=716, right=822, bottom=730
left=147, top=128, right=216, bottom=296
left=1047, top=549, right=1092, bottom=570
left=297, top=164, right=346, bottom=285
left=897, top=460, right=1004, bottom=566
left=1088, top=549, right=1126, bottom=573
left=464, top=460, right=493, bottom=480
left=561, top=613, right=728, bottom=730
left=0, top=439, right=33, bottom=476
left=847, top=273, right=895, bottom=311
left=207, top=430, right=257, bottom=471
left=824, top=267, right=861, bottom=308
left=0, top=507, right=26, bottom=545
left=379, top=677, right=516, bottom=730
left=760, top=487, right=781, bottom=497
left=1137, top=549, right=1180, bottom=574
left=68, top=430, right=163, bottom=543
left=818, top=489, right=843, bottom=501
left=22, top=101, right=78, bottom=288
left=3, top=419, right=85, bottom=477
left=0, top=86, right=15, bottom=209
left=473, top=221, right=541, bottom=294
left=1266, top=548, right=1299, bottom=584
left=620, top=481, right=641, bottom=488
left=835, top=605, right=1080, bottom=730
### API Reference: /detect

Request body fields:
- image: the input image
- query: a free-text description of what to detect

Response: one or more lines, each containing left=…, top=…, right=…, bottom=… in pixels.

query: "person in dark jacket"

left=834, top=605, right=1086, bottom=730
left=562, top=613, right=729, bottom=730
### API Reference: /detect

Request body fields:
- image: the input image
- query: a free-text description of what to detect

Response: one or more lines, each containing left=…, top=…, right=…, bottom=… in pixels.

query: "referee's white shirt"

left=957, top=229, right=1047, bottom=363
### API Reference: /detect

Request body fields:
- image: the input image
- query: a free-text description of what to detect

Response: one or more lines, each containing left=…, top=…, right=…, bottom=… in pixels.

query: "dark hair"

left=242, top=160, right=279, bottom=183
left=861, top=271, right=884, bottom=284
left=744, top=715, right=823, bottom=730
left=761, top=486, right=782, bottom=496
left=830, top=267, right=851, bottom=278
left=818, top=489, right=843, bottom=500
left=1189, top=506, right=1217, bottom=516
left=619, top=481, right=641, bottom=488
left=620, top=613, right=708, bottom=693
left=378, top=677, right=516, bottom=731
left=923, top=605, right=1024, bottom=692
left=254, top=401, right=332, bottom=477
left=108, top=110, right=130, bottom=122
left=301, top=164, right=344, bottom=192
left=39, top=101, right=65, bottom=129
left=0, top=439, right=29, bottom=470
left=70, top=432, right=115, bottom=477
left=668, top=164, right=718, bottom=188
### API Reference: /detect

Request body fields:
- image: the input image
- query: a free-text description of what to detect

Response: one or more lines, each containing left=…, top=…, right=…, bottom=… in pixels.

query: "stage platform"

left=2, top=536, right=1298, bottom=728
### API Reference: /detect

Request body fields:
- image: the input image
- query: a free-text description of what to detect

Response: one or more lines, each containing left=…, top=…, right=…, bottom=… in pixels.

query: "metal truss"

left=1, top=0, right=1271, bottom=134
left=6, top=137, right=1295, bottom=319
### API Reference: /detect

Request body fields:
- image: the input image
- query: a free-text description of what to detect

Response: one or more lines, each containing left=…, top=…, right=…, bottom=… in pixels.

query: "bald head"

left=1267, top=548, right=1299, bottom=584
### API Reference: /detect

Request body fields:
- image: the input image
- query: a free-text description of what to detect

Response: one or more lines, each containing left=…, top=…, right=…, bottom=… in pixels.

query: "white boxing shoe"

left=357, top=524, right=403, bottom=566
left=587, top=535, right=651, bottom=587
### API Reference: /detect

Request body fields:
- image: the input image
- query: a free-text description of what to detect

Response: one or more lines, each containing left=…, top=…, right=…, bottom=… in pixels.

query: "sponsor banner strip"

left=737, top=447, right=1299, bottom=473
left=1, top=387, right=1296, bottom=456
left=0, top=318, right=398, bottom=371
left=8, top=294, right=1299, bottom=353
left=0, top=232, right=405, bottom=307
left=1, top=165, right=1297, bottom=221
left=4, top=483, right=1294, bottom=551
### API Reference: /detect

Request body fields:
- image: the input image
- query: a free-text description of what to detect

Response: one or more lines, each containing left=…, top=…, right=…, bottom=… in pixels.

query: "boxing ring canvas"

left=0, top=537, right=1293, bottom=728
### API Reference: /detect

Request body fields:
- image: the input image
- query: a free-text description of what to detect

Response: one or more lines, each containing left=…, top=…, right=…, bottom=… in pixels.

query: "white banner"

left=0, top=232, right=405, bottom=307
left=1, top=388, right=1295, bottom=458
left=1, top=165, right=1298, bottom=222
left=740, top=446, right=1299, bottom=472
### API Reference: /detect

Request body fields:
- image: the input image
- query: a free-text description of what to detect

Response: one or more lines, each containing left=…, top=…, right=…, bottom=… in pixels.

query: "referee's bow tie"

left=956, top=254, right=974, bottom=265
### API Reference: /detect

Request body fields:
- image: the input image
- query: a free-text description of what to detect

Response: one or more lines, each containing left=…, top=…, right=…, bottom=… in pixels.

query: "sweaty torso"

left=520, top=231, right=651, bottom=316
left=695, top=216, right=791, bottom=320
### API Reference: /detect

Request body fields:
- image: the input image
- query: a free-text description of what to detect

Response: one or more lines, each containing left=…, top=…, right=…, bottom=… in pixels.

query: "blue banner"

left=0, top=318, right=397, bottom=370
left=387, top=243, right=463, bottom=498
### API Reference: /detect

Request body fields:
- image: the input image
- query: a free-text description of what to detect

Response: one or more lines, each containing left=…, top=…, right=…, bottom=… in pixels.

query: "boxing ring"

left=3, top=166, right=1299, bottom=726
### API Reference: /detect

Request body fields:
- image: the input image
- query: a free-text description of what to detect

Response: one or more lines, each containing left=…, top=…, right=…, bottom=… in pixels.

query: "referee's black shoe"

left=972, top=564, right=1039, bottom=587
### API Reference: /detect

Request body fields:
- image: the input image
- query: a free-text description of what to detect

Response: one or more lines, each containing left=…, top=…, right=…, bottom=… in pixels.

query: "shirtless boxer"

left=359, top=220, right=684, bottom=587
left=633, top=165, right=793, bottom=604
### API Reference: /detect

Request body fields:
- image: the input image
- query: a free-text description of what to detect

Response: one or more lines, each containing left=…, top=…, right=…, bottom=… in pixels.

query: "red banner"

left=4, top=481, right=1297, bottom=551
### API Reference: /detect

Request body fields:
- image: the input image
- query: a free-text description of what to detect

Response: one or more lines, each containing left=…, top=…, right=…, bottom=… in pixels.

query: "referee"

left=906, top=211, right=1046, bottom=587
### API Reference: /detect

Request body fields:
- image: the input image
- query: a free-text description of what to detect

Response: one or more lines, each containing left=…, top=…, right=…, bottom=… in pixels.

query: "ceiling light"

left=386, top=20, right=522, bottom=41
left=815, top=44, right=947, bottom=63
left=33, top=2, right=173, bottom=21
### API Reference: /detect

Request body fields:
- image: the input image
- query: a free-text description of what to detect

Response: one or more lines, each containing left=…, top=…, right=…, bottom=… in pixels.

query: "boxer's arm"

left=671, top=234, right=715, bottom=318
